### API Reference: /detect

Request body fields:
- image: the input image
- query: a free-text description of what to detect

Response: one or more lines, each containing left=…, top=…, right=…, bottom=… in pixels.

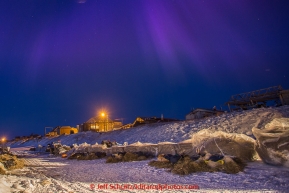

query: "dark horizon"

left=1, top=0, right=289, bottom=139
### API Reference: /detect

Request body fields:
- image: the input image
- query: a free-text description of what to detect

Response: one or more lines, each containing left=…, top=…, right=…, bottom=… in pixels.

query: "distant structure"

left=131, top=116, right=179, bottom=127
left=225, top=85, right=289, bottom=111
left=186, top=108, right=224, bottom=120
left=79, top=117, right=123, bottom=132
left=14, top=134, right=42, bottom=141
left=45, top=126, right=78, bottom=137
left=121, top=123, right=134, bottom=129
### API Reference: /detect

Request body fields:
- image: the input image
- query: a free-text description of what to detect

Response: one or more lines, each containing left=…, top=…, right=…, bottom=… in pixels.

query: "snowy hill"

left=9, top=106, right=289, bottom=147
left=3, top=106, right=289, bottom=193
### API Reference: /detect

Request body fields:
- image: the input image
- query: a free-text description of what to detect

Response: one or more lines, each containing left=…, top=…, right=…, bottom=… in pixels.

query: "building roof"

left=86, top=117, right=121, bottom=123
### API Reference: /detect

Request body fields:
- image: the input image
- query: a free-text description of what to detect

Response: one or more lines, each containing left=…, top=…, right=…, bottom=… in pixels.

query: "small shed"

left=58, top=126, right=78, bottom=135
left=46, top=126, right=78, bottom=136
left=186, top=108, right=224, bottom=120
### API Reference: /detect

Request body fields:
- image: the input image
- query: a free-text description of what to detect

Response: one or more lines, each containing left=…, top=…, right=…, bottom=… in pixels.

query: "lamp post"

left=1, top=137, right=5, bottom=153
left=101, top=112, right=108, bottom=132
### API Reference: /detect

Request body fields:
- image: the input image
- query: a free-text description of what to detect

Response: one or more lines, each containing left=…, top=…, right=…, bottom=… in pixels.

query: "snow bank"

left=123, top=142, right=157, bottom=156
left=253, top=118, right=289, bottom=167
left=177, top=140, right=194, bottom=156
left=111, top=145, right=125, bottom=153
left=157, top=142, right=179, bottom=155
left=191, top=129, right=257, bottom=161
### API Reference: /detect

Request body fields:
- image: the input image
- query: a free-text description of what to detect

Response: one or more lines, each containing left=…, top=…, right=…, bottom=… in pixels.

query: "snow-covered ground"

left=1, top=148, right=289, bottom=193
left=2, top=106, right=289, bottom=192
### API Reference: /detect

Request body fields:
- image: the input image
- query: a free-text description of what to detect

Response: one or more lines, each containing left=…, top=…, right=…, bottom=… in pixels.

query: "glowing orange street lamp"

left=1, top=137, right=5, bottom=152
left=100, top=111, right=108, bottom=131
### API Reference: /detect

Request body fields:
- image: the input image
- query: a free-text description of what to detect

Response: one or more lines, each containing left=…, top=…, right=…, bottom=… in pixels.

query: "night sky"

left=1, top=0, right=289, bottom=139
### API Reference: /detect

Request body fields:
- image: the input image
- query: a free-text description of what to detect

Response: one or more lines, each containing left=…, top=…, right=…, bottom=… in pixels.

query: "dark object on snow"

left=29, top=147, right=36, bottom=151
left=106, top=156, right=120, bottom=163
left=81, top=153, right=98, bottom=160
left=68, top=152, right=86, bottom=159
left=208, top=154, right=224, bottom=162
left=3, top=159, right=16, bottom=169
left=46, top=144, right=54, bottom=153
left=172, top=156, right=210, bottom=175
left=134, top=151, right=154, bottom=158
left=148, top=160, right=173, bottom=169
left=106, top=151, right=153, bottom=163
left=0, top=154, right=25, bottom=174
left=101, top=140, right=113, bottom=148
left=123, top=152, right=139, bottom=161
left=69, top=152, right=105, bottom=160
left=95, top=152, right=107, bottom=158
left=50, top=146, right=55, bottom=154
left=149, top=154, right=246, bottom=175
left=111, top=152, right=126, bottom=160
left=221, top=156, right=247, bottom=174
left=164, top=154, right=182, bottom=164
left=68, top=151, right=107, bottom=160
left=231, top=157, right=246, bottom=172
left=253, top=118, right=289, bottom=167
left=190, top=155, right=201, bottom=161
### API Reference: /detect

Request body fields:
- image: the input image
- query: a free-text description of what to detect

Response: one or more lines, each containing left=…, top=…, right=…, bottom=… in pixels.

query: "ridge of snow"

left=8, top=106, right=289, bottom=148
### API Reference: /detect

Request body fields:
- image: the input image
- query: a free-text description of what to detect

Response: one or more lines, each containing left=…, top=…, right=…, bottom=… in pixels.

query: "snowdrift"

left=124, top=142, right=158, bottom=156
left=253, top=118, right=289, bottom=167
left=157, top=142, right=179, bottom=155
left=191, top=129, right=257, bottom=161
